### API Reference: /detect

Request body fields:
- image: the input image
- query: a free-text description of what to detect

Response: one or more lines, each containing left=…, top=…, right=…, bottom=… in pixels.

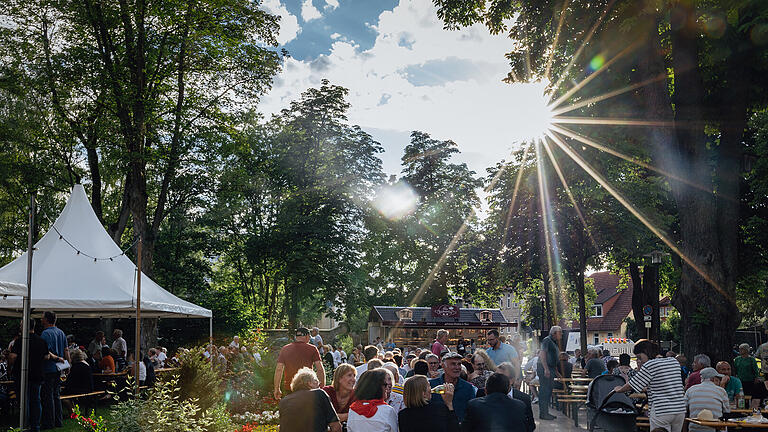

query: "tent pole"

left=19, top=194, right=35, bottom=430
left=135, top=238, right=142, bottom=397
left=209, top=315, right=213, bottom=343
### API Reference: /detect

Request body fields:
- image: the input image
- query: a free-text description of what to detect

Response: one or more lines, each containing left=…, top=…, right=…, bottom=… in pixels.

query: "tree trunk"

left=635, top=7, right=741, bottom=362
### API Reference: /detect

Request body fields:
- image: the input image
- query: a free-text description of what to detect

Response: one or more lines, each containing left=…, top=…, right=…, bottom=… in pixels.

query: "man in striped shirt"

left=685, top=367, right=730, bottom=432
left=613, top=340, right=686, bottom=432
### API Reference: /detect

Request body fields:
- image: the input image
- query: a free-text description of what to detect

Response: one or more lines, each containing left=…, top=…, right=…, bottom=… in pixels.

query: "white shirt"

left=332, top=350, right=342, bottom=368
left=347, top=404, right=399, bottom=432
left=138, top=361, right=147, bottom=382
left=229, top=340, right=240, bottom=349
left=157, top=351, right=167, bottom=364
left=387, top=391, right=405, bottom=412
left=355, top=363, right=368, bottom=381
left=112, top=337, right=127, bottom=356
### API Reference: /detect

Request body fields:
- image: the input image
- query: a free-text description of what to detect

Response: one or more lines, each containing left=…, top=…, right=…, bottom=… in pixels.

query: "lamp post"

left=539, top=294, right=546, bottom=335
left=643, top=250, right=667, bottom=343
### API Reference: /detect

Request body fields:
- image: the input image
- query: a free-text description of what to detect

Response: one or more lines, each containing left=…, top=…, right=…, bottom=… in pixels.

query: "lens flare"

left=372, top=182, right=419, bottom=220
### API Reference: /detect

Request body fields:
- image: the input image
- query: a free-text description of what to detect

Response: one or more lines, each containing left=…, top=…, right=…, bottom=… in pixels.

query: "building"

left=498, top=289, right=523, bottom=339
left=368, top=306, right=510, bottom=347
left=571, top=271, right=634, bottom=345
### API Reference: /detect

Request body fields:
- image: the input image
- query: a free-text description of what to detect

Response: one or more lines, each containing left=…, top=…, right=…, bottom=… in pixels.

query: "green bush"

left=177, top=347, right=225, bottom=414
left=109, top=377, right=232, bottom=432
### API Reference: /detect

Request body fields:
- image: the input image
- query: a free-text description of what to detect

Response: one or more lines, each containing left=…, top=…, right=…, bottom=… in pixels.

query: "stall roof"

left=370, top=306, right=509, bottom=326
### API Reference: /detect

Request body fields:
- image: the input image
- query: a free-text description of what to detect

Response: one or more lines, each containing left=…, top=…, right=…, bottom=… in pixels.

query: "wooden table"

left=687, top=418, right=768, bottom=430
left=154, top=367, right=179, bottom=373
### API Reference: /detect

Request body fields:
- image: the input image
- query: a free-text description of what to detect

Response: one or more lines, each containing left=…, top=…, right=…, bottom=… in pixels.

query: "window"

left=479, top=310, right=492, bottom=322
left=499, top=298, right=503, bottom=308
left=398, top=308, right=413, bottom=321
left=607, top=332, right=613, bottom=338
left=591, top=305, right=603, bottom=317
left=506, top=293, right=511, bottom=308
left=594, top=333, right=600, bottom=345
left=660, top=306, right=670, bottom=318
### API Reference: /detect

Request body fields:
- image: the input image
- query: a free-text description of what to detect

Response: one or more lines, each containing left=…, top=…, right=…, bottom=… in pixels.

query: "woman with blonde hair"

left=397, top=375, right=458, bottom=432
left=467, top=349, right=495, bottom=391
left=323, top=363, right=356, bottom=422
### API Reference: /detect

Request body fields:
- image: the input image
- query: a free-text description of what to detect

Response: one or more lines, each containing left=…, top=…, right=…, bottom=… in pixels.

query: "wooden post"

left=19, top=194, right=35, bottom=429
left=135, top=238, right=142, bottom=397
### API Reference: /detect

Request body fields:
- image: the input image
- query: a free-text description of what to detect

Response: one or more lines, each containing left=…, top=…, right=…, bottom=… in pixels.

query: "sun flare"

left=515, top=80, right=555, bottom=141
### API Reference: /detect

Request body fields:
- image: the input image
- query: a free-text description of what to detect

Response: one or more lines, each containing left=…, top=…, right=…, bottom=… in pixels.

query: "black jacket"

left=511, top=388, right=536, bottom=432
left=399, top=401, right=460, bottom=432
left=64, top=362, right=94, bottom=395
left=461, top=392, right=527, bottom=432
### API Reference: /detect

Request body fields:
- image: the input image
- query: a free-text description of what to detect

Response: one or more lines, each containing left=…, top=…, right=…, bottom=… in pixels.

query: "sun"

left=514, top=80, right=555, bottom=142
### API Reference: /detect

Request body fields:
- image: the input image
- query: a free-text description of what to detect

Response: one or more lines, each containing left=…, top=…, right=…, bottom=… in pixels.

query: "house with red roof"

left=570, top=271, right=634, bottom=345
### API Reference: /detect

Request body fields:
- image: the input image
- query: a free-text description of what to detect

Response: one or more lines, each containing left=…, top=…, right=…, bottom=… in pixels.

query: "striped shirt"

left=685, top=380, right=730, bottom=432
left=629, top=357, right=686, bottom=416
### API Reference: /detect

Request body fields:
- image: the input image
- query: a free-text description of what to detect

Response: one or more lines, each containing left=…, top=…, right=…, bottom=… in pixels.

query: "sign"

left=431, top=304, right=459, bottom=318
left=644, top=321, right=652, bottom=328
left=643, top=315, right=652, bottom=322
left=643, top=305, right=653, bottom=316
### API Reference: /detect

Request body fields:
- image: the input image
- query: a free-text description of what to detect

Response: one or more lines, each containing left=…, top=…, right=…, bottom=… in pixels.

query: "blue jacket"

left=429, top=376, right=477, bottom=423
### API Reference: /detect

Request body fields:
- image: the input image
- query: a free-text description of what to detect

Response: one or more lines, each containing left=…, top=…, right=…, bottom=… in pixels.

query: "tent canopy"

left=0, top=279, right=26, bottom=297
left=0, top=185, right=211, bottom=318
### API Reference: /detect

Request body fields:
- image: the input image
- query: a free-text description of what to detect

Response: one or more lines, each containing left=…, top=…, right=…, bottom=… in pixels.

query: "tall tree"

left=432, top=0, right=768, bottom=361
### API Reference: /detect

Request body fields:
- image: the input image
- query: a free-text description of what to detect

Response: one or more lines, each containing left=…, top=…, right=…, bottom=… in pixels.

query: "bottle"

left=737, top=390, right=745, bottom=409
left=431, top=384, right=446, bottom=394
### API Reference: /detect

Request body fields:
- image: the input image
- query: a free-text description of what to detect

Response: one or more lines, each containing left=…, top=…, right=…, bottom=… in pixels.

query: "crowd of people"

left=0, top=313, right=173, bottom=432
left=274, top=327, right=535, bottom=432
left=274, top=325, right=768, bottom=432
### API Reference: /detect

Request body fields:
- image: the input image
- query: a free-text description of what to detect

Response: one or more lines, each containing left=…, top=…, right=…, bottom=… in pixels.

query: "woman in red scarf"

left=348, top=368, right=398, bottom=431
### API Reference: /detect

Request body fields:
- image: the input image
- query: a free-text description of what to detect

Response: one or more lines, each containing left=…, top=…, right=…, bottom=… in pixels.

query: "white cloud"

left=260, top=0, right=301, bottom=45
left=301, top=0, right=322, bottom=22
left=325, top=0, right=339, bottom=10
left=330, top=32, right=341, bottom=40
left=261, top=0, right=542, bottom=176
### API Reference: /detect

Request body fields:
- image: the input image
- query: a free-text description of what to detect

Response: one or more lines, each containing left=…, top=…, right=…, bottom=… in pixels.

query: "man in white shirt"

left=156, top=347, right=167, bottom=367
left=332, top=345, right=342, bottom=368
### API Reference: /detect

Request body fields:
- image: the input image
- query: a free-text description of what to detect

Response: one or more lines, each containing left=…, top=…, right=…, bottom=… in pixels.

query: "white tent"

left=0, top=184, right=211, bottom=319
left=0, top=279, right=26, bottom=297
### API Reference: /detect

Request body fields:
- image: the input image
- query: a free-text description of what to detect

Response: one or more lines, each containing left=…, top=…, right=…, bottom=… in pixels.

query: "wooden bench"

left=558, top=395, right=587, bottom=427
left=61, top=390, right=106, bottom=401
left=636, top=416, right=650, bottom=430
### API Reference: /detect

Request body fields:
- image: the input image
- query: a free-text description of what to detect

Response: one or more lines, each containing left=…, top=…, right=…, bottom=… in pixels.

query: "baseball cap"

left=296, top=327, right=310, bottom=336
left=699, top=367, right=724, bottom=380
left=442, top=351, right=463, bottom=362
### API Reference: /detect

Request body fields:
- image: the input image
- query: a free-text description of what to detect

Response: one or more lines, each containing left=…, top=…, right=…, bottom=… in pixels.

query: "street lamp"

left=539, top=294, right=546, bottom=334
left=649, top=250, right=665, bottom=265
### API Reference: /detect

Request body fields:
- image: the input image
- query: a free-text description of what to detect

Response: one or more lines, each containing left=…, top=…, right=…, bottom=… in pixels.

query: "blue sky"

left=259, top=0, right=549, bottom=177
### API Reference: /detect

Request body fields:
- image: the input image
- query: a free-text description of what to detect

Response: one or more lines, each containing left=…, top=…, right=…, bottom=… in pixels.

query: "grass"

left=3, top=407, right=112, bottom=432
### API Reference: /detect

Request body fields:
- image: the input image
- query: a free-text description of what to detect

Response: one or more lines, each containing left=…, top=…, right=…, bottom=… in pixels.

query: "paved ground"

left=533, top=401, right=589, bottom=431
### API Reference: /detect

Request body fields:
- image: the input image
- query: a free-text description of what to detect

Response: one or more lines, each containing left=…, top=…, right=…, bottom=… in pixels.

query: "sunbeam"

left=550, top=73, right=668, bottom=116
left=541, top=136, right=600, bottom=252
left=501, top=143, right=534, bottom=248
left=551, top=117, right=677, bottom=127
left=544, top=0, right=571, bottom=82
left=550, top=40, right=643, bottom=109
left=549, top=0, right=618, bottom=93
left=536, top=140, right=562, bottom=319
left=545, top=130, right=734, bottom=305
left=550, top=125, right=736, bottom=200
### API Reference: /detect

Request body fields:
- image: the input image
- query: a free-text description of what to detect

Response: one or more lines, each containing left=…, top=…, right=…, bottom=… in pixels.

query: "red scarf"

left=350, top=399, right=387, bottom=418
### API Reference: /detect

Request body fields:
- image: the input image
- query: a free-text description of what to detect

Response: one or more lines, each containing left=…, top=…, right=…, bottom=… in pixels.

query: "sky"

left=258, top=0, right=550, bottom=178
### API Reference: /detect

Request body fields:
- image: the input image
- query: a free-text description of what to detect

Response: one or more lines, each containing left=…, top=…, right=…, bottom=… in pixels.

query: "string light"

left=38, top=210, right=139, bottom=262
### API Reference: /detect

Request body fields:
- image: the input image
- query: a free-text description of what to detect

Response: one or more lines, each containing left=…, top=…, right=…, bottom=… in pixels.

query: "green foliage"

left=176, top=348, right=225, bottom=414
left=110, top=377, right=233, bottom=432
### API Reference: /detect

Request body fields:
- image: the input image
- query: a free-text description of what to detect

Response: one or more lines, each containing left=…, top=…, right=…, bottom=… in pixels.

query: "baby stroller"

left=586, top=374, right=640, bottom=432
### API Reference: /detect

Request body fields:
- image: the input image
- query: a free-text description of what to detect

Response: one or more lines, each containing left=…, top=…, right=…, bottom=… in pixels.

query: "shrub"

left=177, top=347, right=224, bottom=413
left=109, top=377, right=232, bottom=432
